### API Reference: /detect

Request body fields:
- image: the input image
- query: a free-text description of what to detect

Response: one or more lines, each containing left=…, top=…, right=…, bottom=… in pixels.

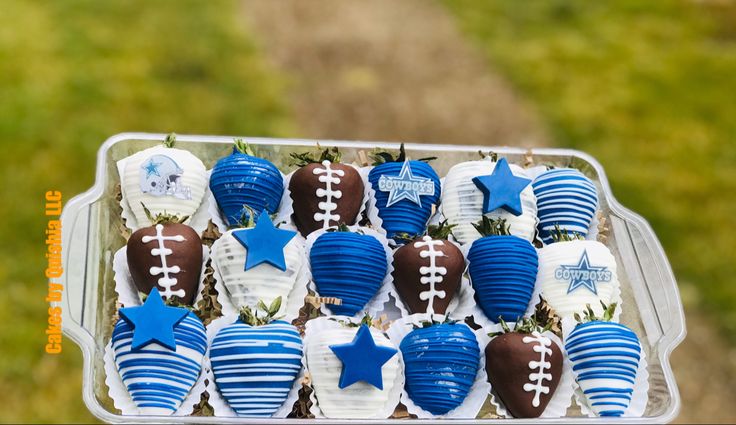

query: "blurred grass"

left=443, top=0, right=736, bottom=337
left=0, top=0, right=291, bottom=422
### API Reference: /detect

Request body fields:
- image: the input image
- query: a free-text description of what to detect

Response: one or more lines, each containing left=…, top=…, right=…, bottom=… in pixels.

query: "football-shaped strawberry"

left=309, top=229, right=388, bottom=316
left=120, top=134, right=208, bottom=228
left=467, top=218, right=538, bottom=323
left=532, top=168, right=598, bottom=244
left=441, top=157, right=537, bottom=245
left=367, top=146, right=441, bottom=241
left=484, top=319, right=563, bottom=418
left=288, top=148, right=364, bottom=236
left=565, top=303, right=641, bottom=417
left=112, top=289, right=206, bottom=415
left=537, top=231, right=618, bottom=318
left=127, top=214, right=203, bottom=305
left=401, top=322, right=480, bottom=415
left=210, top=140, right=284, bottom=226
left=392, top=232, right=464, bottom=316
left=210, top=299, right=303, bottom=417
left=305, top=319, right=400, bottom=419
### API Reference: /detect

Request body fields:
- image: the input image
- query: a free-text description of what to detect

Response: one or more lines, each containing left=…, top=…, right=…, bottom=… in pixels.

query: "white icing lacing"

left=312, top=160, right=345, bottom=228
left=415, top=236, right=447, bottom=315
left=141, top=224, right=186, bottom=299
left=522, top=331, right=554, bottom=408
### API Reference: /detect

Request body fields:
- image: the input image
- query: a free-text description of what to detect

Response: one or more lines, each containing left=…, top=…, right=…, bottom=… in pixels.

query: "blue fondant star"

left=329, top=324, right=398, bottom=390
left=232, top=211, right=297, bottom=271
left=143, top=158, right=162, bottom=178
left=472, top=157, right=531, bottom=216
left=557, top=250, right=612, bottom=295
left=118, top=288, right=189, bottom=351
left=378, top=160, right=435, bottom=207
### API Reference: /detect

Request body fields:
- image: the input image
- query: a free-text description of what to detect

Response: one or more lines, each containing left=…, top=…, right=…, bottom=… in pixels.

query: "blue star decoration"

left=142, top=157, right=162, bottom=178
left=118, top=288, right=189, bottom=351
left=377, top=160, right=435, bottom=207
left=329, top=324, right=398, bottom=390
left=555, top=250, right=613, bottom=295
left=232, top=211, right=297, bottom=271
left=471, top=157, right=531, bottom=216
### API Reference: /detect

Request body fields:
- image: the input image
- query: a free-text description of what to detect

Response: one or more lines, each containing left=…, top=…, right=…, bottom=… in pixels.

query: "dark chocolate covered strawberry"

left=392, top=222, right=464, bottom=315
left=485, top=317, right=563, bottom=418
left=288, top=147, right=364, bottom=236
left=126, top=208, right=203, bottom=305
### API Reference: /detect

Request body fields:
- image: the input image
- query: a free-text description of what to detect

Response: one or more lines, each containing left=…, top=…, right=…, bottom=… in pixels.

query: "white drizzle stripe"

left=522, top=331, right=554, bottom=408
left=140, top=224, right=186, bottom=299
left=414, top=236, right=448, bottom=315
left=312, top=160, right=345, bottom=228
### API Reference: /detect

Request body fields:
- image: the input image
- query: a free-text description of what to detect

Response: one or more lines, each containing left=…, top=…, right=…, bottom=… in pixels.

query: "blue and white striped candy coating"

left=368, top=161, right=441, bottom=241
left=210, top=148, right=284, bottom=226
left=112, top=312, right=206, bottom=415
left=310, top=231, right=388, bottom=316
left=532, top=168, right=598, bottom=244
left=565, top=321, right=641, bottom=417
left=210, top=320, right=303, bottom=417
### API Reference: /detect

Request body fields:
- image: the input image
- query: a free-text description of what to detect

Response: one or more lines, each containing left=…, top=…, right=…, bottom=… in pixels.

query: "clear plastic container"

left=60, top=132, right=686, bottom=423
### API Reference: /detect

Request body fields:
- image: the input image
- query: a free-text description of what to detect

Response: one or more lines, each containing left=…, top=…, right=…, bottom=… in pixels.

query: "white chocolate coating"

left=212, top=229, right=303, bottom=313
left=441, top=159, right=537, bottom=244
left=537, top=240, right=618, bottom=318
left=121, top=145, right=207, bottom=228
left=313, top=160, right=344, bottom=228
left=414, top=236, right=448, bottom=315
left=522, top=331, right=554, bottom=408
left=306, top=327, right=400, bottom=419
left=140, top=224, right=186, bottom=299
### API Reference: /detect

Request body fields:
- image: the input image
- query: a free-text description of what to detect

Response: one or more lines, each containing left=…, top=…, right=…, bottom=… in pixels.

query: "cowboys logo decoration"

left=555, top=249, right=612, bottom=295
left=140, top=154, right=192, bottom=200
left=377, top=160, right=435, bottom=207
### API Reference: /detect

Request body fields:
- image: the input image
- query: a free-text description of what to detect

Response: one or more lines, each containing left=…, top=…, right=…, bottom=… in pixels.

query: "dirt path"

left=240, top=1, right=735, bottom=422
left=240, top=0, right=546, bottom=147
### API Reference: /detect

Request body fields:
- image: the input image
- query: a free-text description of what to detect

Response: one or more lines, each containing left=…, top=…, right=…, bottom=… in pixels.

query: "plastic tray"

left=60, top=132, right=686, bottom=424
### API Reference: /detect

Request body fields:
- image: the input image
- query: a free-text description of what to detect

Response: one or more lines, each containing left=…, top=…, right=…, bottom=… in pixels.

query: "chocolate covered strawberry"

left=392, top=222, right=464, bottom=315
left=485, top=317, right=563, bottom=418
left=288, top=147, right=364, bottom=236
left=126, top=208, right=203, bottom=305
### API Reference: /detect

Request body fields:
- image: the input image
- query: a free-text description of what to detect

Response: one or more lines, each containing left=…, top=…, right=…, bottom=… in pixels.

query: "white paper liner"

left=304, top=226, right=394, bottom=318
left=302, top=316, right=404, bottom=419
left=208, top=232, right=309, bottom=323
left=103, top=339, right=207, bottom=416
left=201, top=315, right=305, bottom=418
left=389, top=239, right=476, bottom=321
left=112, top=244, right=209, bottom=308
left=274, top=162, right=370, bottom=238
left=116, top=155, right=212, bottom=234
left=478, top=323, right=575, bottom=418
left=385, top=313, right=491, bottom=419
left=561, top=317, right=650, bottom=418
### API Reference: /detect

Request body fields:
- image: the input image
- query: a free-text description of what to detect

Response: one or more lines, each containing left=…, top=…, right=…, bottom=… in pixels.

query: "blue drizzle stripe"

left=210, top=149, right=284, bottom=226
left=565, top=321, right=641, bottom=417
left=400, top=323, right=480, bottom=415
left=210, top=320, right=303, bottom=417
left=532, top=168, right=598, bottom=244
left=467, top=235, right=538, bottom=323
left=368, top=161, right=441, bottom=241
left=310, top=232, right=388, bottom=316
left=112, top=312, right=206, bottom=414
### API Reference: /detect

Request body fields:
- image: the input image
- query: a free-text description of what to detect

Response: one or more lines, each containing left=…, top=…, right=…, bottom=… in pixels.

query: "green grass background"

left=0, top=0, right=290, bottom=422
left=443, top=0, right=736, bottom=334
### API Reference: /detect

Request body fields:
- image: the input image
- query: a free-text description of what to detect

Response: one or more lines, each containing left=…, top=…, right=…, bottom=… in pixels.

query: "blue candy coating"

left=532, top=168, right=598, bottom=244
left=210, top=148, right=284, bottom=226
left=467, top=235, right=538, bottom=323
left=400, top=323, right=480, bottom=415
left=368, top=161, right=441, bottom=240
left=310, top=231, right=388, bottom=316
left=111, top=312, right=206, bottom=414
left=210, top=320, right=303, bottom=417
left=565, top=321, right=641, bottom=417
